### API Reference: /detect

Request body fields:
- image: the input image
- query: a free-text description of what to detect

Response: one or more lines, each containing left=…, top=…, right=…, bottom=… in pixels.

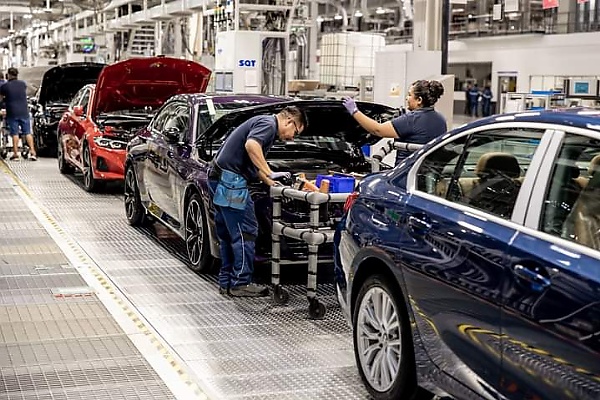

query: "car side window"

left=163, top=104, right=189, bottom=142
left=541, top=134, right=600, bottom=251
left=416, top=129, right=543, bottom=219
left=69, top=89, right=84, bottom=110
left=150, top=103, right=176, bottom=133
left=416, top=134, right=468, bottom=198
left=79, top=89, right=91, bottom=115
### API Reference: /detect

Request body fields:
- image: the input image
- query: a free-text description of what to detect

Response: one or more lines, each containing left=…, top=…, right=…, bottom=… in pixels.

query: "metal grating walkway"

left=0, top=163, right=176, bottom=400
left=1, top=158, right=369, bottom=399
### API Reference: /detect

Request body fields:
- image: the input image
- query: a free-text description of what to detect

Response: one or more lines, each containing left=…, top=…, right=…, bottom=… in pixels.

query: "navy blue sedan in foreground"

left=335, top=109, right=600, bottom=400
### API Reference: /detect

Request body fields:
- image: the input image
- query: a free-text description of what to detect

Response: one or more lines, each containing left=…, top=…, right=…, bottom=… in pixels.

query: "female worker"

left=343, top=79, right=447, bottom=165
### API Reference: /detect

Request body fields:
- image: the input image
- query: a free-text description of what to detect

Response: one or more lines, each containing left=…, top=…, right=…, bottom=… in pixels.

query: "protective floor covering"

left=0, top=166, right=176, bottom=400
left=3, top=158, right=369, bottom=399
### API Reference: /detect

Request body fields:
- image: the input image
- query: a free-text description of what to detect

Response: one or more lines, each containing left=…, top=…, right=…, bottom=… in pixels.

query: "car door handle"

left=408, top=215, right=432, bottom=235
left=513, top=264, right=551, bottom=291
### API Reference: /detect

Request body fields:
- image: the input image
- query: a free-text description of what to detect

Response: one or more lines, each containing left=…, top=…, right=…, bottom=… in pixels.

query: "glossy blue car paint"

left=335, top=109, right=600, bottom=399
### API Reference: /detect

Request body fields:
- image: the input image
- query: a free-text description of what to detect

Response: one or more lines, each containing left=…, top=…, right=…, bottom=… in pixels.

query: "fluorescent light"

left=376, top=7, right=385, bottom=14
left=354, top=10, right=363, bottom=17
left=453, top=8, right=465, bottom=13
left=334, top=14, right=343, bottom=20
left=316, top=16, right=324, bottom=23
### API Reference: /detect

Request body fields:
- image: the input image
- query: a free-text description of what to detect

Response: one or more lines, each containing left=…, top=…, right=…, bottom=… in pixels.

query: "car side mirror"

left=164, top=126, right=181, bottom=144
left=73, top=105, right=84, bottom=117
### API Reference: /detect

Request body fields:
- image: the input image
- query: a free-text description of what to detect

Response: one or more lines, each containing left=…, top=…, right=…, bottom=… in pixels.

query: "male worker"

left=208, top=106, right=307, bottom=297
left=0, top=67, right=37, bottom=160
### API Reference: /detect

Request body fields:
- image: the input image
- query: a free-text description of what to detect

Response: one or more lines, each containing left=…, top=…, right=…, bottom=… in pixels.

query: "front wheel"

left=353, top=274, right=416, bottom=400
left=124, top=166, right=147, bottom=226
left=57, top=132, right=74, bottom=174
left=184, top=193, right=213, bottom=273
left=82, top=144, right=102, bottom=192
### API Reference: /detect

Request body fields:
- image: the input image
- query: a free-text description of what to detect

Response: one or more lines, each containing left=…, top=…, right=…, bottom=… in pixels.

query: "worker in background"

left=464, top=82, right=472, bottom=115
left=0, top=67, right=37, bottom=161
left=481, top=85, right=493, bottom=117
left=208, top=106, right=307, bottom=297
left=342, top=79, right=447, bottom=166
left=469, top=83, right=481, bottom=117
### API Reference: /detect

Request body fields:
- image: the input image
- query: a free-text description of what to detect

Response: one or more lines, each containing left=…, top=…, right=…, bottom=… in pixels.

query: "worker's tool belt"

left=212, top=163, right=249, bottom=211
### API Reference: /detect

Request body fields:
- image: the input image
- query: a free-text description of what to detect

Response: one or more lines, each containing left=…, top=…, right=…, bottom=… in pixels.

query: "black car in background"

left=30, top=62, right=105, bottom=155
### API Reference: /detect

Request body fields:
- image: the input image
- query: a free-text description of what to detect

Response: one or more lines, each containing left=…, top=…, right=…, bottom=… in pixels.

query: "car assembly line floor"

left=0, top=157, right=370, bottom=399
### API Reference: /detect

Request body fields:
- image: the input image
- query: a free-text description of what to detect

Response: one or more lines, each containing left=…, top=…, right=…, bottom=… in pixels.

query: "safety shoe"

left=229, top=283, right=269, bottom=297
left=218, top=287, right=229, bottom=296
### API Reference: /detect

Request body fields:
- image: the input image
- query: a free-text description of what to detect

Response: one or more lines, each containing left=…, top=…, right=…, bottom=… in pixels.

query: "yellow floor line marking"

left=0, top=160, right=209, bottom=400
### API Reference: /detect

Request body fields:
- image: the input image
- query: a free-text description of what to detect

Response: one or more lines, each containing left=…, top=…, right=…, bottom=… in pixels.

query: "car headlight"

left=94, top=137, right=128, bottom=150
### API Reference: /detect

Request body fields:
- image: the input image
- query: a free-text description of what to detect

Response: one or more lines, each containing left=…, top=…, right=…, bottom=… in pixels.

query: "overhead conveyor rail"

left=270, top=185, right=350, bottom=319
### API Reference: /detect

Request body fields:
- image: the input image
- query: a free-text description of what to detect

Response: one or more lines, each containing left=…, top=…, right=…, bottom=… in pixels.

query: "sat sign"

left=238, top=59, right=257, bottom=67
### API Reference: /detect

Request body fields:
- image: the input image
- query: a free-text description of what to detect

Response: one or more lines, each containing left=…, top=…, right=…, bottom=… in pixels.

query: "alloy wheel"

left=57, top=138, right=64, bottom=169
left=124, top=169, right=136, bottom=220
left=356, top=286, right=402, bottom=393
left=83, top=146, right=92, bottom=188
left=185, top=198, right=203, bottom=266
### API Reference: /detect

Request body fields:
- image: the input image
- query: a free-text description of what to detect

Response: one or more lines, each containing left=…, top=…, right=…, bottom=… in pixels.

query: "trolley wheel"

left=0, top=149, right=7, bottom=160
left=308, top=298, right=326, bottom=320
left=272, top=285, right=289, bottom=305
left=21, top=146, right=29, bottom=159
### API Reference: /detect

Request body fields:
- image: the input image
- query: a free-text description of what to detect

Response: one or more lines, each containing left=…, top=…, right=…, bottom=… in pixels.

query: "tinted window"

left=416, top=129, right=543, bottom=219
left=69, top=88, right=84, bottom=109
left=79, top=89, right=91, bottom=115
left=163, top=104, right=189, bottom=142
left=150, top=103, right=177, bottom=133
left=541, top=134, right=600, bottom=251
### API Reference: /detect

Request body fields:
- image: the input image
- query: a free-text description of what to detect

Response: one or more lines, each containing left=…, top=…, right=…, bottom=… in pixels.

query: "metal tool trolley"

left=270, top=184, right=351, bottom=319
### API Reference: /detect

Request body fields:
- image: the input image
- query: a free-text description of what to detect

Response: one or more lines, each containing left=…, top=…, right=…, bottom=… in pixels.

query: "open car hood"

left=37, top=62, right=106, bottom=106
left=92, top=57, right=211, bottom=117
left=200, top=100, right=398, bottom=146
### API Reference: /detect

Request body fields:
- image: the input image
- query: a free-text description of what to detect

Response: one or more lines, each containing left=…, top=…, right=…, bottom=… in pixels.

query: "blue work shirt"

left=0, top=79, right=29, bottom=119
left=391, top=107, right=447, bottom=165
left=215, top=115, right=278, bottom=181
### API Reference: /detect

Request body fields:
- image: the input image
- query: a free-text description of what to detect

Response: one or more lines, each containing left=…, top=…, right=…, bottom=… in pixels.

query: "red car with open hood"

left=57, top=56, right=211, bottom=191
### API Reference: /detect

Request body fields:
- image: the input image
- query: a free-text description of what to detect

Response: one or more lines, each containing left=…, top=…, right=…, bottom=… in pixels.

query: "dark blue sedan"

left=335, top=108, right=600, bottom=400
left=124, top=94, right=395, bottom=272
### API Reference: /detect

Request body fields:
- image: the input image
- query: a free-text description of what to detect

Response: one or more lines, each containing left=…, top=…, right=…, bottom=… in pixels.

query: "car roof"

left=452, top=108, right=600, bottom=134
left=169, top=93, right=291, bottom=105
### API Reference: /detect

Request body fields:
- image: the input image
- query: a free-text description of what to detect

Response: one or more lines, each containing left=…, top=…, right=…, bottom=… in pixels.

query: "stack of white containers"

left=319, top=32, right=386, bottom=89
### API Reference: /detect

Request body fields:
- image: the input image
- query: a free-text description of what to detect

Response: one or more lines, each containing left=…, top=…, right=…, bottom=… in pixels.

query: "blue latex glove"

left=342, top=97, right=358, bottom=115
left=269, top=171, right=292, bottom=181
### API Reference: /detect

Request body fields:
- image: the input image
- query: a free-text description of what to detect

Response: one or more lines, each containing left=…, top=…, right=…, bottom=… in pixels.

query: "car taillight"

left=343, top=192, right=359, bottom=213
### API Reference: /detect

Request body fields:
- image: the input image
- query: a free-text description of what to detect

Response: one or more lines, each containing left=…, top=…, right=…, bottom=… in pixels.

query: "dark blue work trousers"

left=208, top=179, right=258, bottom=289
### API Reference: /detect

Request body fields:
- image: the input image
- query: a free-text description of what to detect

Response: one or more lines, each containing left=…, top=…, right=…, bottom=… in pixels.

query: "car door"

left=59, top=88, right=85, bottom=165
left=157, top=102, right=192, bottom=224
left=71, top=87, right=92, bottom=169
left=143, top=102, right=176, bottom=217
left=398, top=126, right=548, bottom=398
left=500, top=129, right=600, bottom=400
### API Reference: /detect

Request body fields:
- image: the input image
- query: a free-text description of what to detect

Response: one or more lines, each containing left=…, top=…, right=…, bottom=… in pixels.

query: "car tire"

left=353, top=274, right=417, bottom=400
left=124, top=166, right=147, bottom=226
left=57, top=132, right=74, bottom=174
left=82, top=144, right=102, bottom=192
left=184, top=192, right=213, bottom=273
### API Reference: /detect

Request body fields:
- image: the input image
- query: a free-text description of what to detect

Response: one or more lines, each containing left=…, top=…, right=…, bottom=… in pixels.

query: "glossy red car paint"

left=57, top=57, right=211, bottom=191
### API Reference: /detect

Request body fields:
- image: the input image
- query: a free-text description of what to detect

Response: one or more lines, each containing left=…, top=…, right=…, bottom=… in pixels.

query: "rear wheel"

left=57, top=132, right=74, bottom=174
left=82, top=144, right=102, bottom=192
left=124, top=166, right=147, bottom=226
left=353, top=274, right=416, bottom=400
left=184, top=193, right=213, bottom=273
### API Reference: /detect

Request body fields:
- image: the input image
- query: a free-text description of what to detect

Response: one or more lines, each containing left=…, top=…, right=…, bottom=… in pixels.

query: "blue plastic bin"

left=361, top=144, right=371, bottom=157
left=315, top=174, right=355, bottom=193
